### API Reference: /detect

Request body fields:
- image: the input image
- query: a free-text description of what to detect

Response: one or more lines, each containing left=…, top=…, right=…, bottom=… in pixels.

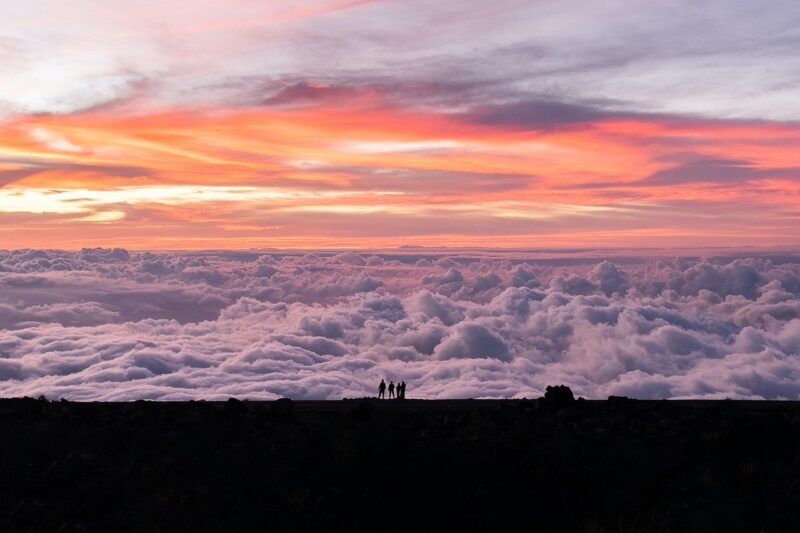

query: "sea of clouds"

left=1, top=248, right=799, bottom=400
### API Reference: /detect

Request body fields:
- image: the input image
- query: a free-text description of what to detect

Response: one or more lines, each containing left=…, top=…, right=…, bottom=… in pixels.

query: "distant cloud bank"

left=1, top=249, right=799, bottom=400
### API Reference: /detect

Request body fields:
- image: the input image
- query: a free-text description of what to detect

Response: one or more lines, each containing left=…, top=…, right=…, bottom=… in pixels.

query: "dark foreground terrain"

left=2, top=395, right=800, bottom=533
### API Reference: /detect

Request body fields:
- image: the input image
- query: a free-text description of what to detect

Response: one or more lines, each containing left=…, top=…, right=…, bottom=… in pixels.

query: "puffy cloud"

left=510, top=264, right=540, bottom=288
left=549, top=274, right=596, bottom=295
left=1, top=249, right=800, bottom=400
left=394, top=320, right=447, bottom=356
left=423, top=267, right=464, bottom=288
left=252, top=255, right=279, bottom=278
left=433, top=322, right=511, bottom=361
left=487, top=287, right=547, bottom=317
left=404, top=290, right=464, bottom=326
left=472, top=272, right=502, bottom=293
left=331, top=252, right=367, bottom=266
left=666, top=260, right=765, bottom=299
left=589, top=261, right=629, bottom=296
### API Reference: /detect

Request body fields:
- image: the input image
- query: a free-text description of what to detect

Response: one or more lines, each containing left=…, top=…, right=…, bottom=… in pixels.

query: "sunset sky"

left=1, top=0, right=799, bottom=249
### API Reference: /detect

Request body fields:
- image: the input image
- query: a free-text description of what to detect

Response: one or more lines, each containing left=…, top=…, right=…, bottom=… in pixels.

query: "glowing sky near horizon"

left=1, top=0, right=799, bottom=249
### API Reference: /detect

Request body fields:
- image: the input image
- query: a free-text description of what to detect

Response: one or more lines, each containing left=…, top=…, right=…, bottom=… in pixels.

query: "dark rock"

left=271, top=397, right=294, bottom=418
left=608, top=395, right=632, bottom=402
left=540, top=384, right=576, bottom=408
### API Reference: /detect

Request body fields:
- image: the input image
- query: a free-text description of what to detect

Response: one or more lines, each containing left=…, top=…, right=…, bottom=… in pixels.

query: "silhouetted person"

left=388, top=381, right=395, bottom=399
left=400, top=381, right=406, bottom=399
left=378, top=379, right=386, bottom=399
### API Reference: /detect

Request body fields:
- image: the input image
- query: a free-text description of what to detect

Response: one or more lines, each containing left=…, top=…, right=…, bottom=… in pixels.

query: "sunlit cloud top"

left=1, top=0, right=799, bottom=249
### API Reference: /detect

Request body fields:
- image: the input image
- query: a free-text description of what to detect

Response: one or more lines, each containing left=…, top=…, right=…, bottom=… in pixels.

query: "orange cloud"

left=1, top=101, right=798, bottom=249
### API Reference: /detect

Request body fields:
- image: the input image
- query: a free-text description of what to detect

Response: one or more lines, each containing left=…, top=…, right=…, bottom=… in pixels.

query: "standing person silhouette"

left=388, top=381, right=395, bottom=399
left=378, top=379, right=386, bottom=399
left=400, top=381, right=406, bottom=399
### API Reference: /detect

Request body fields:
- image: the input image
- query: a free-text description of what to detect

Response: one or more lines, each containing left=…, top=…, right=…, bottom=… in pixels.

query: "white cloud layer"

left=1, top=248, right=799, bottom=400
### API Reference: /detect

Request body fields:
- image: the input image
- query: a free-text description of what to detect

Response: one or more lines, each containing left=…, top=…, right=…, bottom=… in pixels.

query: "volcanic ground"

left=2, top=395, right=800, bottom=532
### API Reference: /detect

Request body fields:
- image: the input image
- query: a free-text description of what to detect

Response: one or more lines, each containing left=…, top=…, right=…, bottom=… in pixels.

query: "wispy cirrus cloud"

left=643, top=155, right=800, bottom=186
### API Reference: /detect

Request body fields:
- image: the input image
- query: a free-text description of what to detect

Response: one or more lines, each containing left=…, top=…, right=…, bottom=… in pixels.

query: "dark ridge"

left=1, top=396, right=799, bottom=532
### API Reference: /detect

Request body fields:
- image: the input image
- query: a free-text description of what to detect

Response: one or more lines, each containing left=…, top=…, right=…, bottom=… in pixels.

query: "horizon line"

left=4, top=244, right=800, bottom=254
